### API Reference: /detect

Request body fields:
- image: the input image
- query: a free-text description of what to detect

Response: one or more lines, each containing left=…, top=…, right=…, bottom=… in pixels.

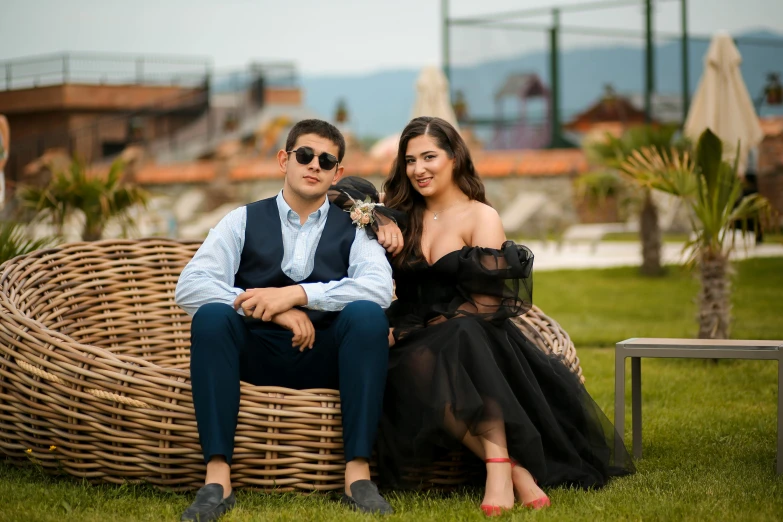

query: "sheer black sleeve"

left=388, top=241, right=534, bottom=341
left=448, top=241, right=534, bottom=321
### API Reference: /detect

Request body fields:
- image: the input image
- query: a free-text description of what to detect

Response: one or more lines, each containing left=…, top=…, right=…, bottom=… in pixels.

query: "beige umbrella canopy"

left=369, top=66, right=461, bottom=160
left=411, top=66, right=460, bottom=130
left=684, top=32, right=763, bottom=174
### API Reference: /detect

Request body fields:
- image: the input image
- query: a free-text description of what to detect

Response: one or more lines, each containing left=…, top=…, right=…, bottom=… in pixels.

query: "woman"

left=332, top=117, right=633, bottom=515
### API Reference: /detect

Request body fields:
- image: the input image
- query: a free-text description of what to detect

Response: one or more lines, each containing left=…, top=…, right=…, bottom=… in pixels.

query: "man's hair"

left=285, top=119, right=346, bottom=162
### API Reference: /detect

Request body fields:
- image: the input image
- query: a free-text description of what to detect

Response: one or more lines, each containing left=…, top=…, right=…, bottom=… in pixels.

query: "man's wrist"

left=293, top=285, right=308, bottom=306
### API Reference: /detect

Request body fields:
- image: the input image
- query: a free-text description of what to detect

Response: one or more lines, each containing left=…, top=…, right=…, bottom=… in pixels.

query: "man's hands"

left=234, top=286, right=307, bottom=321
left=376, top=221, right=404, bottom=256
left=273, top=309, right=316, bottom=351
left=234, top=287, right=315, bottom=350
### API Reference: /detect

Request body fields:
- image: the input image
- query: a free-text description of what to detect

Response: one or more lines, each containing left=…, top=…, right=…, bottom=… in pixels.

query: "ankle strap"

left=484, top=458, right=512, bottom=464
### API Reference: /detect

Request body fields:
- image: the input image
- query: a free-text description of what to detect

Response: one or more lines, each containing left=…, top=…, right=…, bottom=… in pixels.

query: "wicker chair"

left=0, top=238, right=582, bottom=491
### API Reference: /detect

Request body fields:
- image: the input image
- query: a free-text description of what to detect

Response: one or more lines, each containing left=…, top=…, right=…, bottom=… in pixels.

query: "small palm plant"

left=0, top=221, right=56, bottom=265
left=621, top=128, right=774, bottom=339
left=585, top=125, right=688, bottom=276
left=18, top=158, right=148, bottom=241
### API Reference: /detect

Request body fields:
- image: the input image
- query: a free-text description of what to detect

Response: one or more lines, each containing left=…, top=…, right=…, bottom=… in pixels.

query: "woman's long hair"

left=382, top=116, right=487, bottom=267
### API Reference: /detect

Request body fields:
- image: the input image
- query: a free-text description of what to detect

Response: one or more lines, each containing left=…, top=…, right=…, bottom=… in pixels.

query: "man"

left=176, top=119, right=397, bottom=521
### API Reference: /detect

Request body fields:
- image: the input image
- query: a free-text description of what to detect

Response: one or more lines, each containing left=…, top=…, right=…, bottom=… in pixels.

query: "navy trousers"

left=189, top=301, right=389, bottom=464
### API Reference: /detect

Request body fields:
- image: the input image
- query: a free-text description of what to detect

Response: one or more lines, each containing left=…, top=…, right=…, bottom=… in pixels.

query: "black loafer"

left=181, top=484, right=236, bottom=522
left=340, top=479, right=394, bottom=515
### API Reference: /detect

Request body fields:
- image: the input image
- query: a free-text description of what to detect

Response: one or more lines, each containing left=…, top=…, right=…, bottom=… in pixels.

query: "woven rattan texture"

left=0, top=238, right=581, bottom=491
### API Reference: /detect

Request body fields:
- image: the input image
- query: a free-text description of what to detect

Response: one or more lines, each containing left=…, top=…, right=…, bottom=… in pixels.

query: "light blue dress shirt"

left=175, top=191, right=394, bottom=317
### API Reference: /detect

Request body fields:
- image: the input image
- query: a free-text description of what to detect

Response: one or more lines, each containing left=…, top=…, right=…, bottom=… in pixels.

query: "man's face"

left=279, top=133, right=344, bottom=202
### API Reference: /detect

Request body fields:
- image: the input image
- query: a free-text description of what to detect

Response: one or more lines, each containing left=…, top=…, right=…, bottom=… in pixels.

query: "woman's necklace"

left=430, top=200, right=469, bottom=220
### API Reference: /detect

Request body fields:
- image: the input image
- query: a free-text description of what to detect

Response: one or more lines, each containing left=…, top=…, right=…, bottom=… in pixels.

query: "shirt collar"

left=276, top=190, right=330, bottom=226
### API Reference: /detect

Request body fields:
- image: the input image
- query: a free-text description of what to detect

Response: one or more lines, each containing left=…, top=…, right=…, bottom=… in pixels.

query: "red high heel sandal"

left=480, top=458, right=515, bottom=517
left=509, top=459, right=551, bottom=510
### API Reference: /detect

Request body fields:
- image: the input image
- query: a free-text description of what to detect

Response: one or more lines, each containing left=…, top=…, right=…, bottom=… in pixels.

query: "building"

left=0, top=53, right=302, bottom=192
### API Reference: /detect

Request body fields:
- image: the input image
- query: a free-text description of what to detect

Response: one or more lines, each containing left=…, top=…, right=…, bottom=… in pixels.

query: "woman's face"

left=405, top=134, right=454, bottom=198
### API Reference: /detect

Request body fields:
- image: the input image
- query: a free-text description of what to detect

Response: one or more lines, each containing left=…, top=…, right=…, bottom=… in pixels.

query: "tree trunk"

left=639, top=190, right=663, bottom=276
left=698, top=250, right=732, bottom=339
left=82, top=223, right=103, bottom=242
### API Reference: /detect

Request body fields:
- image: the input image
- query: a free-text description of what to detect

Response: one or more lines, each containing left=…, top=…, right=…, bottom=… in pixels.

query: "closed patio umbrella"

left=684, top=32, right=763, bottom=174
left=411, top=66, right=460, bottom=130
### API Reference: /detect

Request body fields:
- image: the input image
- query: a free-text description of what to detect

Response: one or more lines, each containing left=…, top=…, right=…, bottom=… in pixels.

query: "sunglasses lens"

left=293, top=147, right=338, bottom=170
left=318, top=154, right=338, bottom=171
left=295, top=147, right=315, bottom=165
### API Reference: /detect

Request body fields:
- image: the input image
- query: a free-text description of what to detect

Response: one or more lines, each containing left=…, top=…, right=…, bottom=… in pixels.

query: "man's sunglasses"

left=287, top=147, right=339, bottom=171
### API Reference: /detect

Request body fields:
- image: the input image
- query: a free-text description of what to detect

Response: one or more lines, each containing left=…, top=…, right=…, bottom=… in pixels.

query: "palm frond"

left=619, top=128, right=777, bottom=259
left=0, top=221, right=57, bottom=265
left=14, top=157, right=149, bottom=241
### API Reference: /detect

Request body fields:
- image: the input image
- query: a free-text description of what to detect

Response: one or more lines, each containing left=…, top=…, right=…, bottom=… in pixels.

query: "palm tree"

left=584, top=125, right=687, bottom=276
left=621, top=129, right=774, bottom=339
left=0, top=221, right=56, bottom=265
left=18, top=157, right=148, bottom=241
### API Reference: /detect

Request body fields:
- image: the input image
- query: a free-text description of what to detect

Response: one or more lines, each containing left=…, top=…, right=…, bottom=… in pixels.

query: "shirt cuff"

left=300, top=283, right=327, bottom=311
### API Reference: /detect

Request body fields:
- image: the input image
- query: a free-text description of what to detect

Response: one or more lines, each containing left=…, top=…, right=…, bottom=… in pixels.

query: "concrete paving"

left=522, top=240, right=783, bottom=271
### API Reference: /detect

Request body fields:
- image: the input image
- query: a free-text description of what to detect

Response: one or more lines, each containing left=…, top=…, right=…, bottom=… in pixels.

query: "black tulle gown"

left=375, top=243, right=635, bottom=489
left=327, top=178, right=634, bottom=490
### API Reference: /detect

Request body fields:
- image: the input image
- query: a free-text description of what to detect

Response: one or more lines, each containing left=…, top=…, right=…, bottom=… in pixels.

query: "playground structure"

left=492, top=73, right=551, bottom=150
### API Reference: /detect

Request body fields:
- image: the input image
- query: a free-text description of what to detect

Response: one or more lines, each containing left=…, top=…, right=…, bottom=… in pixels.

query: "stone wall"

left=130, top=174, right=579, bottom=241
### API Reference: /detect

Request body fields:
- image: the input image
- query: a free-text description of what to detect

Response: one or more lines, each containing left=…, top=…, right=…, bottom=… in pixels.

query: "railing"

left=0, top=52, right=213, bottom=91
left=0, top=52, right=300, bottom=92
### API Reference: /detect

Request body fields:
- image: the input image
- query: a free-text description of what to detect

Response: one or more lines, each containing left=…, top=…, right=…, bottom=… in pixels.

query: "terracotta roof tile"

left=516, top=149, right=587, bottom=176
left=230, top=159, right=282, bottom=181
left=475, top=156, right=517, bottom=177
left=134, top=149, right=588, bottom=185
left=344, top=158, right=393, bottom=177
left=134, top=162, right=215, bottom=184
left=760, top=117, right=783, bottom=138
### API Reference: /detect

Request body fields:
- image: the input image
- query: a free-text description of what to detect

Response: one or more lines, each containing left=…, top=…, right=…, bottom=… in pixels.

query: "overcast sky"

left=1, top=0, right=781, bottom=76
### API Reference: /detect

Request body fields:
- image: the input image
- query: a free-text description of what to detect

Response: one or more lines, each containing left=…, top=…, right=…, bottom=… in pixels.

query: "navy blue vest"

left=235, top=196, right=355, bottom=329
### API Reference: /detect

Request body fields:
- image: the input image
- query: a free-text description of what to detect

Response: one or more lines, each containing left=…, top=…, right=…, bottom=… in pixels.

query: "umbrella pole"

left=681, top=0, right=690, bottom=125
left=645, top=0, right=655, bottom=124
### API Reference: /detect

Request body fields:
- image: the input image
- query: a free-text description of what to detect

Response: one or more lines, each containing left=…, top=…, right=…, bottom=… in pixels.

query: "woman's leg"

left=443, top=406, right=546, bottom=505
left=475, top=418, right=515, bottom=510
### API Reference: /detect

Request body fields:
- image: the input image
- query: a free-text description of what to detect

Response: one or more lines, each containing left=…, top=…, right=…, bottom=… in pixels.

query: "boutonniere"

left=347, top=196, right=383, bottom=229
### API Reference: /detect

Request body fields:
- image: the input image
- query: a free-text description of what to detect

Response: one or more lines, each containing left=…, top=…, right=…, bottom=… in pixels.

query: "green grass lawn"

left=2, top=258, right=782, bottom=521
left=534, top=256, right=783, bottom=347
left=599, top=232, right=783, bottom=244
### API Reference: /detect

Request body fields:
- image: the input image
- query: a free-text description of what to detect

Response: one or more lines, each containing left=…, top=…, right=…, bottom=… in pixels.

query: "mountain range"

left=301, top=29, right=783, bottom=138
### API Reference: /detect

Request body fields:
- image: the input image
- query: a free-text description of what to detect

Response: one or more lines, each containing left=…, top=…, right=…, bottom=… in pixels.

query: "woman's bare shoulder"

left=467, top=201, right=506, bottom=247
left=469, top=201, right=502, bottom=223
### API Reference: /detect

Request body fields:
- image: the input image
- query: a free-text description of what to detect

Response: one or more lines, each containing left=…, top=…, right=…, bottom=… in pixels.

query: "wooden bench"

left=614, top=337, right=783, bottom=474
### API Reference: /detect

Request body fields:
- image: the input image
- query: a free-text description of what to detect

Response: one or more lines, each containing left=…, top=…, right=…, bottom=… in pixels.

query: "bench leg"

left=615, top=349, right=626, bottom=463
left=632, top=357, right=642, bottom=459
left=778, top=359, right=782, bottom=475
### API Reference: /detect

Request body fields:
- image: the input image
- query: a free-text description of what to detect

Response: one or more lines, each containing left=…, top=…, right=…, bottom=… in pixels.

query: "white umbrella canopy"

left=411, top=66, right=460, bottom=130
left=684, top=32, right=763, bottom=174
